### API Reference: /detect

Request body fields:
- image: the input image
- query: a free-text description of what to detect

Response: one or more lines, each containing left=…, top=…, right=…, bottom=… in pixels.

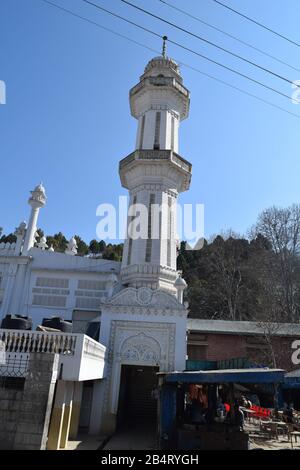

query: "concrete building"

left=0, top=49, right=192, bottom=446
left=0, top=330, right=106, bottom=450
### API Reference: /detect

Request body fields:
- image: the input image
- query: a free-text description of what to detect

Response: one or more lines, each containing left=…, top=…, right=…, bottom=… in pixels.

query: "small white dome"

left=174, top=275, right=187, bottom=288
left=143, top=56, right=181, bottom=79
left=34, top=183, right=46, bottom=193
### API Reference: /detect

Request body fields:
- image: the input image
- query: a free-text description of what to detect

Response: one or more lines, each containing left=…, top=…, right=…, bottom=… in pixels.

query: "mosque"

left=0, top=47, right=193, bottom=436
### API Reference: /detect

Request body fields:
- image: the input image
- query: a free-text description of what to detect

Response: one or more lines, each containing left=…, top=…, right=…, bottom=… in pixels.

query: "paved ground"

left=66, top=434, right=107, bottom=450
left=250, top=435, right=300, bottom=450
left=66, top=423, right=300, bottom=451
left=246, top=422, right=300, bottom=450
left=103, top=423, right=157, bottom=450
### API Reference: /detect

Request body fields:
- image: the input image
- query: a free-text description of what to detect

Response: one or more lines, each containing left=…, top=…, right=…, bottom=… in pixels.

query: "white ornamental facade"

left=93, top=54, right=192, bottom=434
left=0, top=51, right=192, bottom=437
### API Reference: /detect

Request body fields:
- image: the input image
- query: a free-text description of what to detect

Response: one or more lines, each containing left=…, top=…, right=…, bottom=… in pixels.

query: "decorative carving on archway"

left=120, top=332, right=161, bottom=364
left=102, top=321, right=176, bottom=418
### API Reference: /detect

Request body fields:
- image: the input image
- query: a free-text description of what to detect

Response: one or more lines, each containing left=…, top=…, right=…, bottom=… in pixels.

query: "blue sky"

left=1, top=0, right=300, bottom=243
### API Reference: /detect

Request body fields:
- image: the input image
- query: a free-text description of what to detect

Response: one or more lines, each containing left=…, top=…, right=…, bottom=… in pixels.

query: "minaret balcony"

left=119, top=149, right=192, bottom=192
left=130, top=76, right=189, bottom=99
left=119, top=149, right=191, bottom=172
left=130, top=77, right=190, bottom=120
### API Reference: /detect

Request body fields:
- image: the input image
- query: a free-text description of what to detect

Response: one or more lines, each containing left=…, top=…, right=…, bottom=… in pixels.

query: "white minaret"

left=120, top=41, right=192, bottom=295
left=22, top=183, right=46, bottom=254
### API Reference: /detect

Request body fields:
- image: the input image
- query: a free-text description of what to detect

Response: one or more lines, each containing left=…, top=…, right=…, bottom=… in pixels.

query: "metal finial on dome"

left=162, top=35, right=168, bottom=58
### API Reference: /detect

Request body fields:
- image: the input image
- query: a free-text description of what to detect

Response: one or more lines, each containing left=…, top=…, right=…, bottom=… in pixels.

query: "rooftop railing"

left=0, top=329, right=106, bottom=381
left=0, top=329, right=77, bottom=355
left=130, top=76, right=189, bottom=98
left=119, top=149, right=192, bottom=173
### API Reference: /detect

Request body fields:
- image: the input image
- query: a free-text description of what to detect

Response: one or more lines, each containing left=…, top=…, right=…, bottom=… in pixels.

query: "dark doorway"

left=79, top=381, right=94, bottom=431
left=117, top=365, right=159, bottom=428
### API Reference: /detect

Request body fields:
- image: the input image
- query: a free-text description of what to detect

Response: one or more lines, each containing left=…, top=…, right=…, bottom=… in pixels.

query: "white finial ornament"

left=15, top=221, right=27, bottom=237
left=34, top=230, right=39, bottom=245
left=13, top=221, right=27, bottom=255
left=37, top=235, right=48, bottom=250
left=174, top=273, right=187, bottom=304
left=65, top=236, right=78, bottom=256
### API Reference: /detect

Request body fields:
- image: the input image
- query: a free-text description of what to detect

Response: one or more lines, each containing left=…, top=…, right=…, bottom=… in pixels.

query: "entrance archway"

left=117, top=365, right=159, bottom=428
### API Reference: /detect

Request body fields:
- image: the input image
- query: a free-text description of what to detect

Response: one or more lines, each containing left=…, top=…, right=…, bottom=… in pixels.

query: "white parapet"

left=0, top=242, right=17, bottom=255
left=0, top=329, right=106, bottom=382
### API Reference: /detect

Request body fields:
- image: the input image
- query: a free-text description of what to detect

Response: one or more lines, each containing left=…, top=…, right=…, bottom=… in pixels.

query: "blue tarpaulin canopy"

left=161, top=368, right=285, bottom=384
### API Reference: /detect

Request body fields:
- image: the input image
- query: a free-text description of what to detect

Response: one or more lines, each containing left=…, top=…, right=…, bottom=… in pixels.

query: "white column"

left=23, top=207, right=39, bottom=254
left=22, top=184, right=46, bottom=255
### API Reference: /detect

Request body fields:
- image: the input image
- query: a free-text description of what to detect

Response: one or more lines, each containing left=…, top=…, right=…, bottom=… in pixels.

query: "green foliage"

left=46, top=232, right=68, bottom=252
left=35, top=228, right=44, bottom=244
left=74, top=236, right=89, bottom=256
left=178, top=234, right=278, bottom=321
left=89, top=239, right=107, bottom=254
left=89, top=239, right=101, bottom=254
left=102, top=243, right=123, bottom=261
left=99, top=240, right=106, bottom=252
left=0, top=233, right=17, bottom=243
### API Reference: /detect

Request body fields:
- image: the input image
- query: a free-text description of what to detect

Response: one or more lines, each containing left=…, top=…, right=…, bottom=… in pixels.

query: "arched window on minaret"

left=171, top=116, right=175, bottom=151
left=153, top=112, right=161, bottom=150
left=139, top=114, right=146, bottom=149
left=145, top=193, right=155, bottom=262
